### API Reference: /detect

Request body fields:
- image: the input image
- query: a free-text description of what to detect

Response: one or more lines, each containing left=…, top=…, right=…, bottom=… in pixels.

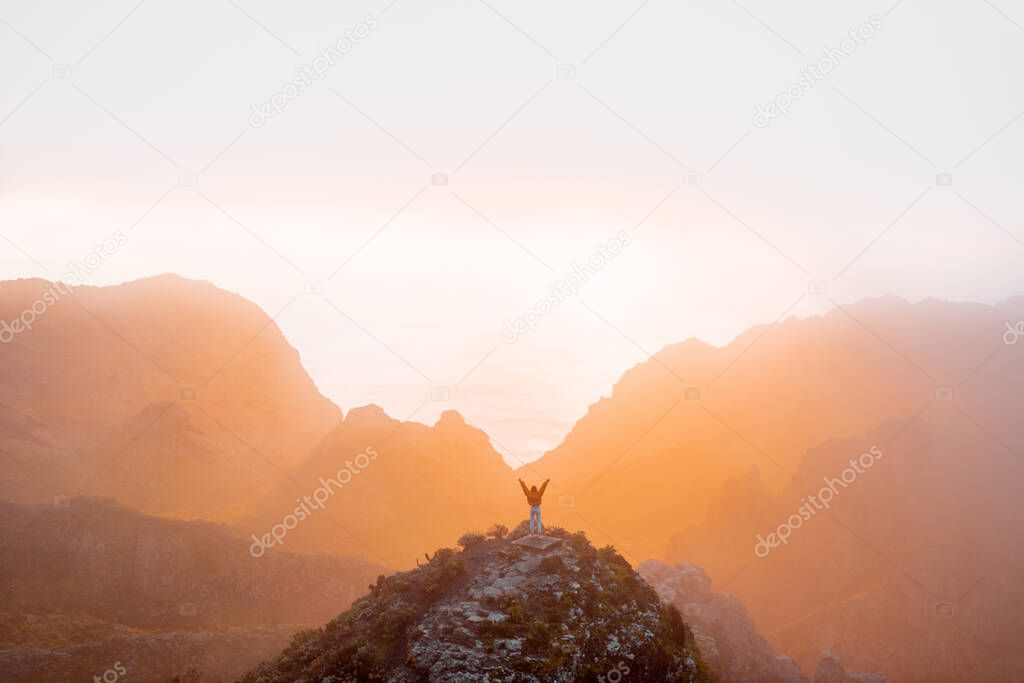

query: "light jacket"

left=519, top=479, right=549, bottom=506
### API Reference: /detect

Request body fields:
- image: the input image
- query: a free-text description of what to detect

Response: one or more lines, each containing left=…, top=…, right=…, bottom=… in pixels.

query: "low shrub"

left=457, top=532, right=486, bottom=549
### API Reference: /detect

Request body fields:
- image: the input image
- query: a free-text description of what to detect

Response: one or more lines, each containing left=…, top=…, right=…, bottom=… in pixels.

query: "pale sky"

left=2, top=0, right=1023, bottom=463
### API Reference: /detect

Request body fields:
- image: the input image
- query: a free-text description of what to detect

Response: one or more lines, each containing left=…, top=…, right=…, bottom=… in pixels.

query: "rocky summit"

left=239, top=523, right=713, bottom=682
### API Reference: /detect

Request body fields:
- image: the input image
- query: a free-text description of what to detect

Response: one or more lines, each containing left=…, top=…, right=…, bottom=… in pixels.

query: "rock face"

left=640, top=561, right=887, bottom=683
left=640, top=560, right=805, bottom=683
left=241, top=524, right=714, bottom=682
left=510, top=534, right=562, bottom=550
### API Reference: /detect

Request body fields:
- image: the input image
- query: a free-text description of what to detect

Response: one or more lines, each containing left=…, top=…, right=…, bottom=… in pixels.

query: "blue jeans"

left=529, top=505, right=542, bottom=535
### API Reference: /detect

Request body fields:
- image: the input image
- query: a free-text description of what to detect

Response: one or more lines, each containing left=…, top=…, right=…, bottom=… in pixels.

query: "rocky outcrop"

left=241, top=524, right=714, bottom=682
left=640, top=561, right=887, bottom=683
left=641, top=560, right=805, bottom=682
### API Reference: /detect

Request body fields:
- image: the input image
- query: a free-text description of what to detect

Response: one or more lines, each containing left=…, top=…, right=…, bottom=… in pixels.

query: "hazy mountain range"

left=0, top=274, right=1020, bottom=681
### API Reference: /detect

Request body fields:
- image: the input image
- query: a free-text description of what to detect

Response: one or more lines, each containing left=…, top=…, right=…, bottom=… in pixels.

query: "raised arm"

left=519, top=479, right=529, bottom=496
left=539, top=479, right=549, bottom=496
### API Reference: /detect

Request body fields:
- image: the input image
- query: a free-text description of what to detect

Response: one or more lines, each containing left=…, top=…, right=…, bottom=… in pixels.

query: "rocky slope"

left=240, top=523, right=713, bottom=682
left=640, top=561, right=886, bottom=683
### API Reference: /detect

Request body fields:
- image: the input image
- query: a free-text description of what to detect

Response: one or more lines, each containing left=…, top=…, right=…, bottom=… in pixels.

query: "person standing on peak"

left=518, top=478, right=549, bottom=536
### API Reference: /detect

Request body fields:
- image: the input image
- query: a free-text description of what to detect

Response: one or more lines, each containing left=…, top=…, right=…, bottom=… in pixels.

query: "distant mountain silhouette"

left=0, top=276, right=524, bottom=559
left=239, top=405, right=522, bottom=569
left=664, top=415, right=1024, bottom=682
left=3, top=276, right=1022, bottom=682
left=0, top=275, right=339, bottom=520
left=524, top=295, right=1024, bottom=681
left=527, top=296, right=1024, bottom=561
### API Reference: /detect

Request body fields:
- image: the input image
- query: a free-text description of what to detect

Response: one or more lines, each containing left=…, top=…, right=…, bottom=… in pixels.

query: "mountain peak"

left=344, top=403, right=392, bottom=422
left=242, top=524, right=713, bottom=682
left=436, top=408, right=467, bottom=426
